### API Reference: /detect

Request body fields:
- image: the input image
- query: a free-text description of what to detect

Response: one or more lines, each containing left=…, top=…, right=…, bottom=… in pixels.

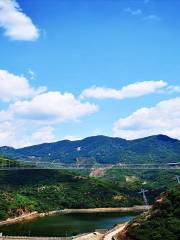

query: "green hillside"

left=0, top=135, right=180, bottom=164
left=0, top=167, right=142, bottom=221
left=0, top=155, right=179, bottom=224
left=116, top=186, right=180, bottom=240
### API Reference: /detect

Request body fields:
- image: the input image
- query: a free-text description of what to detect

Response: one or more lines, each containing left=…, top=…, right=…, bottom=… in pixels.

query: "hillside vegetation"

left=0, top=155, right=179, bottom=222
left=0, top=167, right=142, bottom=221
left=102, top=168, right=180, bottom=200
left=0, top=135, right=180, bottom=164
left=116, top=186, right=180, bottom=240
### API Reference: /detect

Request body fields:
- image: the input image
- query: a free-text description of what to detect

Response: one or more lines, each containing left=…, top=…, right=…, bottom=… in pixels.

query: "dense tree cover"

left=116, top=186, right=180, bottom=240
left=0, top=156, right=23, bottom=167
left=0, top=156, right=36, bottom=170
left=0, top=167, right=142, bottom=221
left=0, top=135, right=180, bottom=164
left=103, top=168, right=180, bottom=202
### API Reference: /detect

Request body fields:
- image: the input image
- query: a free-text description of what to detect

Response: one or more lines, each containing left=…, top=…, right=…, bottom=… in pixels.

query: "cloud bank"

left=0, top=69, right=98, bottom=147
left=0, top=0, right=39, bottom=41
left=81, top=81, right=167, bottom=100
left=10, top=91, right=98, bottom=124
left=0, top=69, right=179, bottom=147
left=113, top=97, right=180, bottom=140
left=0, top=70, right=46, bottom=102
left=124, top=8, right=142, bottom=16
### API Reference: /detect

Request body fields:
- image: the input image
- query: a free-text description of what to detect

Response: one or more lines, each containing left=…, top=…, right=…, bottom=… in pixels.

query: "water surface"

left=0, top=212, right=136, bottom=237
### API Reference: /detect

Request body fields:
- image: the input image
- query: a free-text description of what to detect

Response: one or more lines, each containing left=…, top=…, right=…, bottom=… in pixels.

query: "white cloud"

left=0, top=120, right=29, bottom=147
left=113, top=97, right=180, bottom=140
left=28, top=69, right=36, bottom=80
left=9, top=91, right=98, bottom=124
left=124, top=8, right=142, bottom=16
left=0, top=69, right=46, bottom=102
left=0, top=121, right=16, bottom=145
left=0, top=0, right=39, bottom=41
left=81, top=81, right=167, bottom=100
left=0, top=122, right=56, bottom=147
left=0, top=69, right=99, bottom=147
left=63, top=135, right=82, bottom=141
left=1, top=67, right=179, bottom=147
left=0, top=109, right=12, bottom=122
left=30, top=126, right=56, bottom=145
left=166, top=85, right=180, bottom=93
left=2, top=90, right=97, bottom=145
left=143, top=14, right=160, bottom=21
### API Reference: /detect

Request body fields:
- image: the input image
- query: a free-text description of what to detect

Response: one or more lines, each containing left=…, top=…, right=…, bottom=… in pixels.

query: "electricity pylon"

left=175, top=175, right=180, bottom=184
left=139, top=189, right=149, bottom=205
left=76, top=146, right=81, bottom=165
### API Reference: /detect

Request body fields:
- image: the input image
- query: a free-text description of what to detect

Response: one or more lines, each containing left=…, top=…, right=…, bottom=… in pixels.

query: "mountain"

left=115, top=185, right=180, bottom=240
left=0, top=134, right=180, bottom=164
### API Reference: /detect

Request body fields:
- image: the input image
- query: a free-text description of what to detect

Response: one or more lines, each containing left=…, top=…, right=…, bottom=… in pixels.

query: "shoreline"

left=0, top=205, right=151, bottom=227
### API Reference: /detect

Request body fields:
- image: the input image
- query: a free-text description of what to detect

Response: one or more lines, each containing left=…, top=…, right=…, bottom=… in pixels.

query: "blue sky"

left=0, top=0, right=180, bottom=147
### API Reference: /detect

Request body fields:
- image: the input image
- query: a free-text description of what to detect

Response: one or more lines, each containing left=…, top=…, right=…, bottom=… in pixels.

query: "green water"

left=0, top=212, right=136, bottom=237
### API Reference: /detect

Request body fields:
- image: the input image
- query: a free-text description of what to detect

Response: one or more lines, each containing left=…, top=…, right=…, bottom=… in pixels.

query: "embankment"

left=0, top=205, right=151, bottom=227
left=60, top=205, right=151, bottom=214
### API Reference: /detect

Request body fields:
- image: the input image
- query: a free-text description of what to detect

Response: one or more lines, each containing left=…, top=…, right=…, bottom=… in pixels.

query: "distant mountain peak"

left=0, top=146, right=15, bottom=150
left=153, top=134, right=178, bottom=142
left=0, top=134, right=179, bottom=164
left=82, top=135, right=126, bottom=141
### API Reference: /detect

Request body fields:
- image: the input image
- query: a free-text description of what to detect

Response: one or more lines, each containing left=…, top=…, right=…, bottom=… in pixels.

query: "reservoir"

left=0, top=212, right=136, bottom=237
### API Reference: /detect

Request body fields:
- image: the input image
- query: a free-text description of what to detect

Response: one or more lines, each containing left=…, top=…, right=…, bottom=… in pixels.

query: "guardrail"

left=0, top=160, right=180, bottom=170
left=0, top=165, right=179, bottom=170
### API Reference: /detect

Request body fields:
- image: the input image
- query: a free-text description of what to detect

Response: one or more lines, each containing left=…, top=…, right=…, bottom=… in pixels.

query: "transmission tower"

left=175, top=175, right=180, bottom=184
left=76, top=146, right=81, bottom=165
left=139, top=189, right=149, bottom=205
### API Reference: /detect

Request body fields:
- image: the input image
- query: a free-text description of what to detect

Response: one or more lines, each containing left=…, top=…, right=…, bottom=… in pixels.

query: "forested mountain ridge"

left=0, top=134, right=179, bottom=164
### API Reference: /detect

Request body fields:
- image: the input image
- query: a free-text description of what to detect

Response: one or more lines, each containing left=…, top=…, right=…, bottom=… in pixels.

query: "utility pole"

left=139, top=189, right=149, bottom=205
left=175, top=175, right=180, bottom=184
